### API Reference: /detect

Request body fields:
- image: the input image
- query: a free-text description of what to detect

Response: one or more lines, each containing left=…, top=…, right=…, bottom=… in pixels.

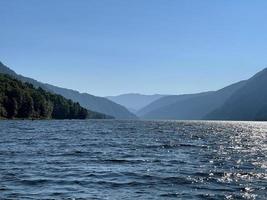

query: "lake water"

left=0, top=120, right=266, bottom=199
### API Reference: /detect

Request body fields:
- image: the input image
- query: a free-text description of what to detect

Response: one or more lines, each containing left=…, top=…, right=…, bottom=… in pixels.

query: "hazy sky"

left=1, top=0, right=267, bottom=96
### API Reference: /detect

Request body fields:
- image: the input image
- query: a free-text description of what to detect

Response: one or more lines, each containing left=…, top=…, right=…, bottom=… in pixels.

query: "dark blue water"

left=0, top=120, right=266, bottom=199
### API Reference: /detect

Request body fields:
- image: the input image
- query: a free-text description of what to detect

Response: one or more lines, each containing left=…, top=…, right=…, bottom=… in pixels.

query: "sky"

left=1, top=0, right=267, bottom=96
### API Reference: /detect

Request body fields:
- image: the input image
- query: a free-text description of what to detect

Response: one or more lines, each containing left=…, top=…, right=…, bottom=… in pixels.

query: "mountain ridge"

left=139, top=81, right=246, bottom=120
left=0, top=61, right=137, bottom=119
left=107, top=93, right=167, bottom=113
left=0, top=73, right=110, bottom=119
left=205, top=67, right=267, bottom=120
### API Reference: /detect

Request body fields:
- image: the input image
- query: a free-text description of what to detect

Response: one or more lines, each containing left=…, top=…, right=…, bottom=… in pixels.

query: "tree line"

left=0, top=74, right=93, bottom=119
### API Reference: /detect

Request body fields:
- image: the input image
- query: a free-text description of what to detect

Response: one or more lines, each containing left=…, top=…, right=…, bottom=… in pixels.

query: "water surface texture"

left=0, top=120, right=266, bottom=199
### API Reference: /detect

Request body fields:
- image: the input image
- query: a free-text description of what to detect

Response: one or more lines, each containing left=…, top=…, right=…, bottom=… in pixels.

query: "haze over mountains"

left=138, top=82, right=246, bottom=120
left=106, top=67, right=267, bottom=122
left=0, top=62, right=136, bottom=119
left=106, top=94, right=166, bottom=114
left=136, top=93, right=210, bottom=117
left=1, top=60, right=267, bottom=121
left=137, top=68, right=267, bottom=121
left=205, top=68, right=267, bottom=121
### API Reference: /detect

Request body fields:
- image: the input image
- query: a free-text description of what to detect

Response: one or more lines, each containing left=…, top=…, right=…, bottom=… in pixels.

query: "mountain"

left=43, top=85, right=137, bottom=119
left=106, top=93, right=166, bottom=113
left=137, top=93, right=207, bottom=117
left=0, top=61, right=137, bottom=119
left=0, top=74, right=109, bottom=119
left=140, top=81, right=246, bottom=120
left=205, top=68, right=267, bottom=121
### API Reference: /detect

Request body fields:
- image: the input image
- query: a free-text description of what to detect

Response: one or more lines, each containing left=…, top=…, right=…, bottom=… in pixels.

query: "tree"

left=0, top=74, right=91, bottom=119
left=17, top=93, right=34, bottom=118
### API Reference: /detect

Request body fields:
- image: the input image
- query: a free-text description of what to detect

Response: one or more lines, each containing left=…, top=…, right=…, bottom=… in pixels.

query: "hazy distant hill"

left=44, top=85, right=137, bottom=119
left=4, top=60, right=267, bottom=121
left=107, top=93, right=166, bottom=113
left=205, top=68, right=267, bottom=121
left=0, top=61, right=137, bottom=119
left=140, top=82, right=245, bottom=120
left=137, top=93, right=206, bottom=117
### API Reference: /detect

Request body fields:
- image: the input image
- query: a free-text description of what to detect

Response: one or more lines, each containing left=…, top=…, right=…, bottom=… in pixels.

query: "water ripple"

left=0, top=120, right=266, bottom=199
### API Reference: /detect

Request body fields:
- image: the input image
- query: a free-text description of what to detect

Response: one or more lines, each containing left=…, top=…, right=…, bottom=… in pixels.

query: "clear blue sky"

left=1, top=0, right=267, bottom=96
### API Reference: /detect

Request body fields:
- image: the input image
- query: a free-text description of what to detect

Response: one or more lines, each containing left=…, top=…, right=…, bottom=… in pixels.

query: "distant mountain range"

left=138, top=82, right=245, bottom=120
left=0, top=61, right=137, bottom=119
left=138, top=68, right=267, bottom=121
left=205, top=68, right=267, bottom=121
left=2, top=60, right=267, bottom=121
left=137, top=92, right=212, bottom=117
left=106, top=94, right=166, bottom=113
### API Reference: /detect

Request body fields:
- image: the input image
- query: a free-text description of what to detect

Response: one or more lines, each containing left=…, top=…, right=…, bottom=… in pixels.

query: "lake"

left=0, top=120, right=266, bottom=199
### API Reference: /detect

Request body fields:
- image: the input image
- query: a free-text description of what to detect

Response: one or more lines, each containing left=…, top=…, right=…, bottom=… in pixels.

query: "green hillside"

left=0, top=74, right=107, bottom=119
